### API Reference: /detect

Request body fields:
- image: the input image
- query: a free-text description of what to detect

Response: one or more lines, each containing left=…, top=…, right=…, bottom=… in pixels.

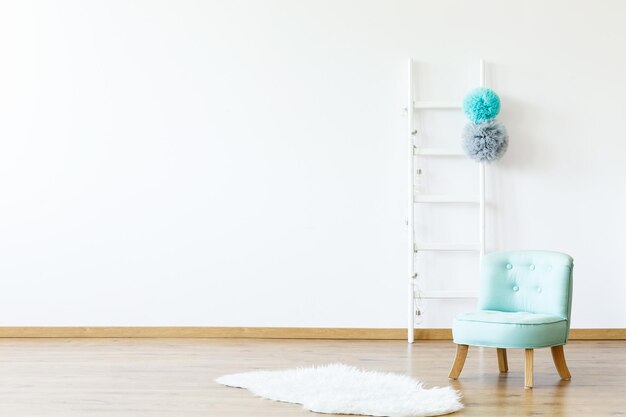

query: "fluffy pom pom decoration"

left=462, top=120, right=509, bottom=162
left=462, top=87, right=501, bottom=123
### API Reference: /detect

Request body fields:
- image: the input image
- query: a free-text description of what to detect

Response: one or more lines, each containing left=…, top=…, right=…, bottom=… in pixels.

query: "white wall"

left=0, top=0, right=624, bottom=327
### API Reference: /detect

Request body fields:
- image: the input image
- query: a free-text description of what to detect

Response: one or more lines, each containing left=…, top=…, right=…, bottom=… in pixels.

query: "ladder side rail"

left=479, top=59, right=486, bottom=260
left=407, top=59, right=416, bottom=343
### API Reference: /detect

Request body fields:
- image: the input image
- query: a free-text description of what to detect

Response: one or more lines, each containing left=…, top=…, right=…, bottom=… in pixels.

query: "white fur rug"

left=215, top=363, right=463, bottom=417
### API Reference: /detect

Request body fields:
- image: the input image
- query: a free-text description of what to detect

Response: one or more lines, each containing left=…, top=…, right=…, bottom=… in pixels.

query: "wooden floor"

left=0, top=339, right=624, bottom=416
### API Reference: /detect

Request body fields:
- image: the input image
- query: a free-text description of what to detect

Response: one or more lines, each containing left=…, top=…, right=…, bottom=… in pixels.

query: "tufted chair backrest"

left=479, top=251, right=574, bottom=323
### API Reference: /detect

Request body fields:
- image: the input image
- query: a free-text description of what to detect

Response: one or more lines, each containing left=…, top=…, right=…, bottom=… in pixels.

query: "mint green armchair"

left=448, top=251, right=573, bottom=388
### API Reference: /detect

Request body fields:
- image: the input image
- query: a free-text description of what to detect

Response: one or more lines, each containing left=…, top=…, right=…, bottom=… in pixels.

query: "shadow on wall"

left=487, top=94, right=556, bottom=251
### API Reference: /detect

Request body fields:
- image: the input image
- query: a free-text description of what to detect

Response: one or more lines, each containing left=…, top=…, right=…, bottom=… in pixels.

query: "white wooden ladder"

left=407, top=59, right=487, bottom=343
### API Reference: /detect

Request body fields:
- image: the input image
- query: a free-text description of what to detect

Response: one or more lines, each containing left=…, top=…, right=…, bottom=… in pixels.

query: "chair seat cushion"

left=452, top=310, right=568, bottom=348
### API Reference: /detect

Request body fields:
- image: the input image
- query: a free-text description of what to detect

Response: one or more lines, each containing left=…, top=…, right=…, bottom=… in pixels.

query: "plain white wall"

left=0, top=0, right=624, bottom=327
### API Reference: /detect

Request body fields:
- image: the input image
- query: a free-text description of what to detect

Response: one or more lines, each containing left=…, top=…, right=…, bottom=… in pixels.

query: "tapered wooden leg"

left=497, top=348, right=508, bottom=373
left=448, top=344, right=469, bottom=380
left=551, top=345, right=572, bottom=380
left=524, top=349, right=534, bottom=389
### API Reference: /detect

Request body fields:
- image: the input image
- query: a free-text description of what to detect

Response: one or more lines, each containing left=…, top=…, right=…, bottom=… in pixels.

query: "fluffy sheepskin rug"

left=216, top=363, right=463, bottom=417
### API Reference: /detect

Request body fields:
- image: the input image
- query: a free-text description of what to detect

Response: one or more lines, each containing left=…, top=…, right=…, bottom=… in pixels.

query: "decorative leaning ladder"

left=407, top=59, right=487, bottom=343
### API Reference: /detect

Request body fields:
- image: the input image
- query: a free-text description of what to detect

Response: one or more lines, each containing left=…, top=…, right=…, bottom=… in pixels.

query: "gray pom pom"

left=462, top=120, right=509, bottom=162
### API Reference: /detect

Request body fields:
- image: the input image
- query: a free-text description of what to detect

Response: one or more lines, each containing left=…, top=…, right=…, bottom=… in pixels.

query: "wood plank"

left=569, top=328, right=626, bottom=339
left=0, top=338, right=625, bottom=416
left=0, top=327, right=623, bottom=339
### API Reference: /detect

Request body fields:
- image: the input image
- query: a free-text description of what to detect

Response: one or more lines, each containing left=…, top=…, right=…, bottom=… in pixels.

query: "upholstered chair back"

left=478, top=251, right=574, bottom=324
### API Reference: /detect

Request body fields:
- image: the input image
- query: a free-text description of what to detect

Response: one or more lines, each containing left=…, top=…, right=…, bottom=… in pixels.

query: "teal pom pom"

left=462, top=87, right=500, bottom=123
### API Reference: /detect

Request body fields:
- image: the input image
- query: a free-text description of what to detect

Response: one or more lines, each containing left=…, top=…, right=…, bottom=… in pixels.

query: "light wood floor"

left=0, top=339, right=624, bottom=416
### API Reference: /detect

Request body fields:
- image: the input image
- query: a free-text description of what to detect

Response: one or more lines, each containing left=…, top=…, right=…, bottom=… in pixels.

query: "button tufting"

left=537, top=287, right=542, bottom=293
left=529, top=264, right=535, bottom=270
left=506, top=264, right=513, bottom=270
left=513, top=286, right=519, bottom=292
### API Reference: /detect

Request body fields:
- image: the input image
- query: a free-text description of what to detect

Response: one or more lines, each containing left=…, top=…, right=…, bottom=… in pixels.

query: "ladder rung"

left=418, top=290, right=479, bottom=299
left=414, top=147, right=464, bottom=157
left=414, top=101, right=461, bottom=110
left=414, top=194, right=479, bottom=203
left=415, top=243, right=480, bottom=252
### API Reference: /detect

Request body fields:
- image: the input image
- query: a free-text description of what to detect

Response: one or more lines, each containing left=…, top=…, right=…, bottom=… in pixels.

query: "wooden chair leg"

left=448, top=344, right=469, bottom=380
left=497, top=348, right=508, bottom=373
left=551, top=345, right=572, bottom=380
left=524, top=349, right=534, bottom=389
